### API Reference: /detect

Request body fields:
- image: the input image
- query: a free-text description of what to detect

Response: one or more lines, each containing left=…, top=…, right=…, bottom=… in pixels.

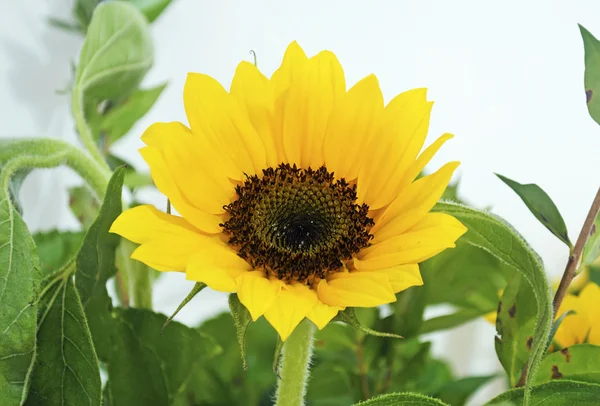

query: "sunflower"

left=554, top=282, right=600, bottom=347
left=110, top=41, right=467, bottom=340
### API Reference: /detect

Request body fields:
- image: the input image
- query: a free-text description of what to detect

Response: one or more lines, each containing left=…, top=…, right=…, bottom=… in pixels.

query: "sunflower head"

left=110, top=41, right=467, bottom=340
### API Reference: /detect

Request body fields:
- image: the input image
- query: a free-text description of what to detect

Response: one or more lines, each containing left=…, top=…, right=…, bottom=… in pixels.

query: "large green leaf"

left=533, top=344, right=600, bottom=385
left=353, top=393, right=448, bottom=405
left=433, top=202, right=552, bottom=403
left=496, top=174, right=572, bottom=248
left=391, top=285, right=427, bottom=338
left=0, top=163, right=40, bottom=405
left=580, top=25, right=600, bottom=126
left=89, top=83, right=167, bottom=145
left=74, top=1, right=153, bottom=115
left=105, top=308, right=221, bottom=406
left=33, top=230, right=84, bottom=276
left=25, top=277, right=101, bottom=406
left=486, top=380, right=600, bottom=405
left=495, top=273, right=537, bottom=387
left=75, top=167, right=125, bottom=359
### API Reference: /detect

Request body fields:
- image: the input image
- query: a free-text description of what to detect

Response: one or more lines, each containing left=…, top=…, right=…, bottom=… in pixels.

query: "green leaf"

left=228, top=293, right=253, bottom=370
left=26, top=278, right=101, bottom=406
left=33, top=230, right=84, bottom=276
left=161, top=282, right=206, bottom=333
left=495, top=273, right=537, bottom=387
left=496, top=174, right=572, bottom=248
left=392, top=285, right=427, bottom=337
left=419, top=308, right=490, bottom=334
left=105, top=308, right=221, bottom=405
left=74, top=1, right=153, bottom=115
left=125, top=0, right=173, bottom=22
left=69, top=186, right=101, bottom=229
left=334, top=308, right=402, bottom=339
left=580, top=25, right=600, bottom=126
left=75, top=167, right=125, bottom=359
left=0, top=164, right=41, bottom=405
left=307, top=364, right=354, bottom=406
left=486, top=380, right=600, bottom=405
left=435, top=375, right=496, bottom=406
left=533, top=344, right=600, bottom=385
left=353, top=392, right=448, bottom=405
left=433, top=202, right=552, bottom=403
left=89, top=83, right=167, bottom=145
left=580, top=213, right=600, bottom=271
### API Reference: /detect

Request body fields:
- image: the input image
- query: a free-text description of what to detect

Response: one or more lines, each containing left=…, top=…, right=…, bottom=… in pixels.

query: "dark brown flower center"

left=221, top=164, right=374, bottom=283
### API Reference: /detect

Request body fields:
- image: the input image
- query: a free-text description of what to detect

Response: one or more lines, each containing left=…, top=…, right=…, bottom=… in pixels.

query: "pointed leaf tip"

left=334, top=308, right=403, bottom=339
left=161, top=282, right=206, bottom=334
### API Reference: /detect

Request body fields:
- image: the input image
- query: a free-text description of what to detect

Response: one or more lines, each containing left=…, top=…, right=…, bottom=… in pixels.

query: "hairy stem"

left=516, top=186, right=600, bottom=387
left=71, top=86, right=111, bottom=173
left=275, top=320, right=315, bottom=406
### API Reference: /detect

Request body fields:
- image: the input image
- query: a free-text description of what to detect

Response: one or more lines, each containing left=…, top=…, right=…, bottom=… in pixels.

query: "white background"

left=2, top=0, right=600, bottom=404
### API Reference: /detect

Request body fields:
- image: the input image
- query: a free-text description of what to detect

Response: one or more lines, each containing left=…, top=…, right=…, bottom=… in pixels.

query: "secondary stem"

left=71, top=87, right=111, bottom=174
left=516, top=185, right=600, bottom=387
left=275, top=320, right=315, bottom=406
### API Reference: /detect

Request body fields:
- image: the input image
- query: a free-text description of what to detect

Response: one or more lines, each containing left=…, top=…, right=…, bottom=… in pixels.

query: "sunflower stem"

left=275, top=320, right=315, bottom=406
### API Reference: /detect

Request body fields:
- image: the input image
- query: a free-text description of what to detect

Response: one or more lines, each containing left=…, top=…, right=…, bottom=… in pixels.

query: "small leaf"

left=486, top=379, right=600, bottom=405
left=420, top=308, right=490, bottom=334
left=580, top=25, right=600, bottom=126
left=353, top=392, right=448, bottom=406
left=33, top=230, right=84, bottom=276
left=496, top=174, right=572, bottom=248
left=0, top=164, right=41, bottom=405
left=74, top=2, right=153, bottom=115
left=69, top=185, right=101, bottom=229
left=334, top=308, right=402, bottom=339
left=495, top=273, right=537, bottom=387
left=75, top=167, right=125, bottom=360
left=533, top=344, right=600, bottom=385
left=26, top=278, right=102, bottom=406
left=434, top=202, right=553, bottom=403
left=88, top=83, right=167, bottom=145
left=161, top=282, right=206, bottom=333
left=580, top=212, right=600, bottom=270
left=436, top=375, right=497, bottom=406
left=229, top=293, right=253, bottom=370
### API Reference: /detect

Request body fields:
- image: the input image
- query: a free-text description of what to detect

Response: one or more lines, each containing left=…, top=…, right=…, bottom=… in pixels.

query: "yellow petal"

left=323, top=74, right=384, bottom=180
left=270, top=41, right=308, bottom=98
left=110, top=205, right=212, bottom=272
left=358, top=88, right=432, bottom=209
left=554, top=293, right=588, bottom=347
left=361, top=264, right=423, bottom=293
left=282, top=50, right=346, bottom=169
left=185, top=244, right=252, bottom=292
left=357, top=213, right=467, bottom=269
left=230, top=61, right=280, bottom=167
left=577, top=283, right=600, bottom=345
left=141, top=122, right=234, bottom=214
left=317, top=271, right=396, bottom=307
left=139, top=147, right=223, bottom=234
left=399, top=133, right=454, bottom=188
left=306, top=299, right=342, bottom=330
left=183, top=73, right=267, bottom=177
left=237, top=271, right=282, bottom=321
left=264, top=283, right=318, bottom=340
left=371, top=161, right=460, bottom=242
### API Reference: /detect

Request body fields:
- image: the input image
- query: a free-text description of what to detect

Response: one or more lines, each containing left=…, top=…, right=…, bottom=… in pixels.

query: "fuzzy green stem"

left=275, top=320, right=315, bottom=406
left=71, top=86, right=111, bottom=173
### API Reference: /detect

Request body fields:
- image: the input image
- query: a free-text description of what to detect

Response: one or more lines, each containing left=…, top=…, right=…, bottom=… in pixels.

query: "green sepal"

left=334, top=308, right=403, bottom=339
left=273, top=336, right=285, bottom=377
left=228, top=293, right=253, bottom=370
left=161, top=282, right=206, bottom=334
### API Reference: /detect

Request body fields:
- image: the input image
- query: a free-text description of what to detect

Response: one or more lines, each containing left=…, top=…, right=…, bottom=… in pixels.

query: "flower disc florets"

left=222, top=164, right=374, bottom=282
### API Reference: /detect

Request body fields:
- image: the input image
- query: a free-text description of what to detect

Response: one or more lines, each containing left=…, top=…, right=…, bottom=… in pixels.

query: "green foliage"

left=334, top=308, right=403, bottom=338
left=436, top=375, right=497, bottom=406
left=69, top=186, right=101, bottom=228
left=70, top=0, right=173, bottom=32
left=495, top=273, right=537, bottom=387
left=486, top=380, right=600, bottom=405
left=161, top=282, right=206, bottom=333
left=419, top=309, right=489, bottom=334
left=580, top=25, right=600, bottom=126
left=33, top=230, right=84, bottom=275
left=26, top=277, right=101, bottom=406
left=580, top=212, right=600, bottom=271
left=74, top=1, right=153, bottom=118
left=496, top=174, right=572, bottom=248
left=390, top=285, right=427, bottom=338
left=229, top=293, right=254, bottom=370
left=433, top=202, right=553, bottom=404
left=0, top=162, right=41, bottom=405
left=353, top=392, right=448, bottom=405
left=533, top=344, right=600, bottom=385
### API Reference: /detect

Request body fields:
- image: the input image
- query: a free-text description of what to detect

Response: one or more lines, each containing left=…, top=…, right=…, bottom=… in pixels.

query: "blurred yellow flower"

left=110, top=41, right=466, bottom=340
left=554, top=282, right=600, bottom=347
